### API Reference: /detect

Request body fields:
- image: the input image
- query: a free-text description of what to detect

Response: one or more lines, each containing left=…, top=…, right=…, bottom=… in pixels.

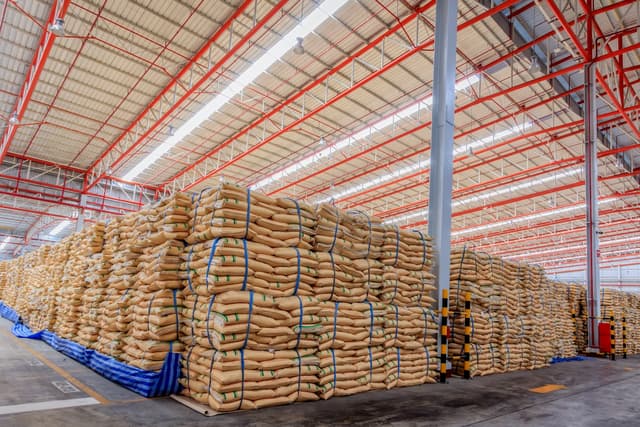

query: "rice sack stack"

left=180, top=290, right=323, bottom=410
left=380, top=226, right=435, bottom=307
left=188, top=182, right=283, bottom=248
left=384, top=305, right=438, bottom=388
left=98, top=216, right=140, bottom=359
left=77, top=253, right=109, bottom=349
left=53, top=230, right=91, bottom=339
left=317, top=301, right=386, bottom=398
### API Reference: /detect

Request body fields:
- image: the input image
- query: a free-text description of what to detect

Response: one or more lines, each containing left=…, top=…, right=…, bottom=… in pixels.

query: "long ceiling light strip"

left=0, top=236, right=10, bottom=251
left=316, top=118, right=531, bottom=204
left=507, top=235, right=640, bottom=259
left=122, top=0, right=349, bottom=181
left=382, top=162, right=578, bottom=224
left=251, top=75, right=480, bottom=190
left=384, top=196, right=620, bottom=229
left=49, top=220, right=71, bottom=236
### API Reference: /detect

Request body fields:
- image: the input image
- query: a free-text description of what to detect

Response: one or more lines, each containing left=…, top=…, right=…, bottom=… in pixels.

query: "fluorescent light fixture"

left=0, top=236, right=10, bottom=251
left=122, top=0, right=349, bottom=181
left=50, top=220, right=71, bottom=236
left=49, top=18, right=65, bottom=36
left=386, top=167, right=579, bottom=223
left=252, top=75, right=479, bottom=192
left=452, top=197, right=618, bottom=237
left=8, top=112, right=19, bottom=125
left=316, top=117, right=529, bottom=204
left=451, top=167, right=581, bottom=208
left=508, top=236, right=640, bottom=259
left=383, top=196, right=619, bottom=230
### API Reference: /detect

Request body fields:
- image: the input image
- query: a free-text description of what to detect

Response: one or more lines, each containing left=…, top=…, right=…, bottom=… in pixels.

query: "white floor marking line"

left=0, top=397, right=99, bottom=415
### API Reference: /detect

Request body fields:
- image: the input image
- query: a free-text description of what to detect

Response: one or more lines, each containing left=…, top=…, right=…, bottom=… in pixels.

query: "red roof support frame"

left=0, top=0, right=71, bottom=163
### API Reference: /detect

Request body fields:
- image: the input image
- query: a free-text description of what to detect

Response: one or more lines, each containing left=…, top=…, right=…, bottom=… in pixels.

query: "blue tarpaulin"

left=0, top=300, right=181, bottom=397
left=550, top=355, right=588, bottom=364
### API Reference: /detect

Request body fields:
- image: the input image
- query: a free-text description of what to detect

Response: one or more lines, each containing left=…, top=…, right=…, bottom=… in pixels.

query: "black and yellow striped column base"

left=440, top=289, right=449, bottom=384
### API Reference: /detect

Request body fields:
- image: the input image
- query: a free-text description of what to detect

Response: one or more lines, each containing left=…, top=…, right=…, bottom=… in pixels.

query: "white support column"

left=585, top=0, right=600, bottom=351
left=428, top=0, right=458, bottom=364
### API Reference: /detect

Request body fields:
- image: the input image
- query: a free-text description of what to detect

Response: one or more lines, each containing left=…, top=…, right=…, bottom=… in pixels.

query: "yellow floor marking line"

left=624, top=367, right=635, bottom=371
left=0, top=329, right=109, bottom=404
left=529, top=384, right=567, bottom=394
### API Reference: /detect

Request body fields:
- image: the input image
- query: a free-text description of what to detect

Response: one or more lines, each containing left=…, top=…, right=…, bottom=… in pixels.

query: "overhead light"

left=389, top=197, right=617, bottom=231
left=252, top=75, right=480, bottom=191
left=8, top=112, right=19, bottom=125
left=49, top=18, right=65, bottom=37
left=49, top=220, right=71, bottom=236
left=122, top=0, right=349, bottom=181
left=168, top=125, right=175, bottom=136
left=314, top=118, right=528, bottom=204
left=293, top=37, right=305, bottom=55
left=319, top=136, right=325, bottom=145
left=0, top=236, right=10, bottom=251
left=529, top=56, right=540, bottom=72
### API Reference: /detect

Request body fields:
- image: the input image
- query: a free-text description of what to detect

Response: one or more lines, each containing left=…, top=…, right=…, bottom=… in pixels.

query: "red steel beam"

left=0, top=0, right=72, bottom=163
left=169, top=0, right=522, bottom=192
left=83, top=0, right=285, bottom=193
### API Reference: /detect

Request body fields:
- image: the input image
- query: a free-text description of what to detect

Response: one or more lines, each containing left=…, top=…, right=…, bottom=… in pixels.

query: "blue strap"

left=424, top=346, right=430, bottom=377
left=394, top=305, right=399, bottom=342
left=367, top=301, right=374, bottom=346
left=331, top=302, right=339, bottom=347
left=205, top=295, right=217, bottom=348
left=244, top=189, right=251, bottom=239
left=415, top=230, right=427, bottom=268
left=171, top=289, right=180, bottom=340
left=390, top=276, right=398, bottom=304
left=329, top=207, right=340, bottom=252
left=328, top=252, right=337, bottom=300
left=295, top=349, right=302, bottom=398
left=205, top=238, right=221, bottom=293
left=190, top=295, right=199, bottom=340
left=393, top=225, right=400, bottom=266
left=207, top=349, right=217, bottom=393
left=241, top=239, right=248, bottom=291
left=331, top=349, right=337, bottom=391
left=396, top=347, right=401, bottom=378
left=368, top=347, right=373, bottom=383
left=418, top=270, right=426, bottom=305
left=186, top=246, right=195, bottom=293
left=186, top=345, right=194, bottom=393
left=241, top=291, right=254, bottom=349
left=286, top=197, right=303, bottom=246
left=238, top=349, right=245, bottom=410
left=421, top=308, right=428, bottom=347
left=295, top=296, right=303, bottom=349
left=147, top=293, right=156, bottom=334
left=293, top=247, right=301, bottom=296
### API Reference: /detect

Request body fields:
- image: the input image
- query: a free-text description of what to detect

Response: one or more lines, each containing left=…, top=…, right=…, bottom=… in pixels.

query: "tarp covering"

left=0, top=300, right=181, bottom=397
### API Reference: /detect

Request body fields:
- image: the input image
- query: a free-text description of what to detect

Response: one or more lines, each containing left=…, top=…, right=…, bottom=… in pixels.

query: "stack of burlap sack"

left=97, top=216, right=139, bottom=359
left=567, top=283, right=587, bottom=352
left=124, top=193, right=191, bottom=370
left=179, top=183, right=324, bottom=411
left=544, top=280, right=577, bottom=359
left=53, top=228, right=95, bottom=340
left=76, top=253, right=109, bottom=349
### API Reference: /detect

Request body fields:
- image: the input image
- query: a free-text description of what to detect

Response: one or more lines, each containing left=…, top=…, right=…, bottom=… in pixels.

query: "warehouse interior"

left=0, top=0, right=639, bottom=426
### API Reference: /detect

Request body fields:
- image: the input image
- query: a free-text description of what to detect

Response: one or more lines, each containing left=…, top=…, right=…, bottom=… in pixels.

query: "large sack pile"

left=53, top=229, right=94, bottom=339
left=97, top=216, right=139, bottom=359
left=567, top=283, right=587, bottom=352
left=76, top=253, right=109, bottom=349
left=449, top=248, right=561, bottom=377
left=123, top=193, right=191, bottom=370
left=544, top=280, right=577, bottom=359
left=180, top=183, right=324, bottom=411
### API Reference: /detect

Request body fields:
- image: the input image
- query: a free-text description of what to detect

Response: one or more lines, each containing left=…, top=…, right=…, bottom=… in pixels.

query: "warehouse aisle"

left=2, top=315, right=639, bottom=427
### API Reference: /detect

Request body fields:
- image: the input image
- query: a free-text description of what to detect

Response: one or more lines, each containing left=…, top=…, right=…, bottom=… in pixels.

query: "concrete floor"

left=1, top=316, right=639, bottom=427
